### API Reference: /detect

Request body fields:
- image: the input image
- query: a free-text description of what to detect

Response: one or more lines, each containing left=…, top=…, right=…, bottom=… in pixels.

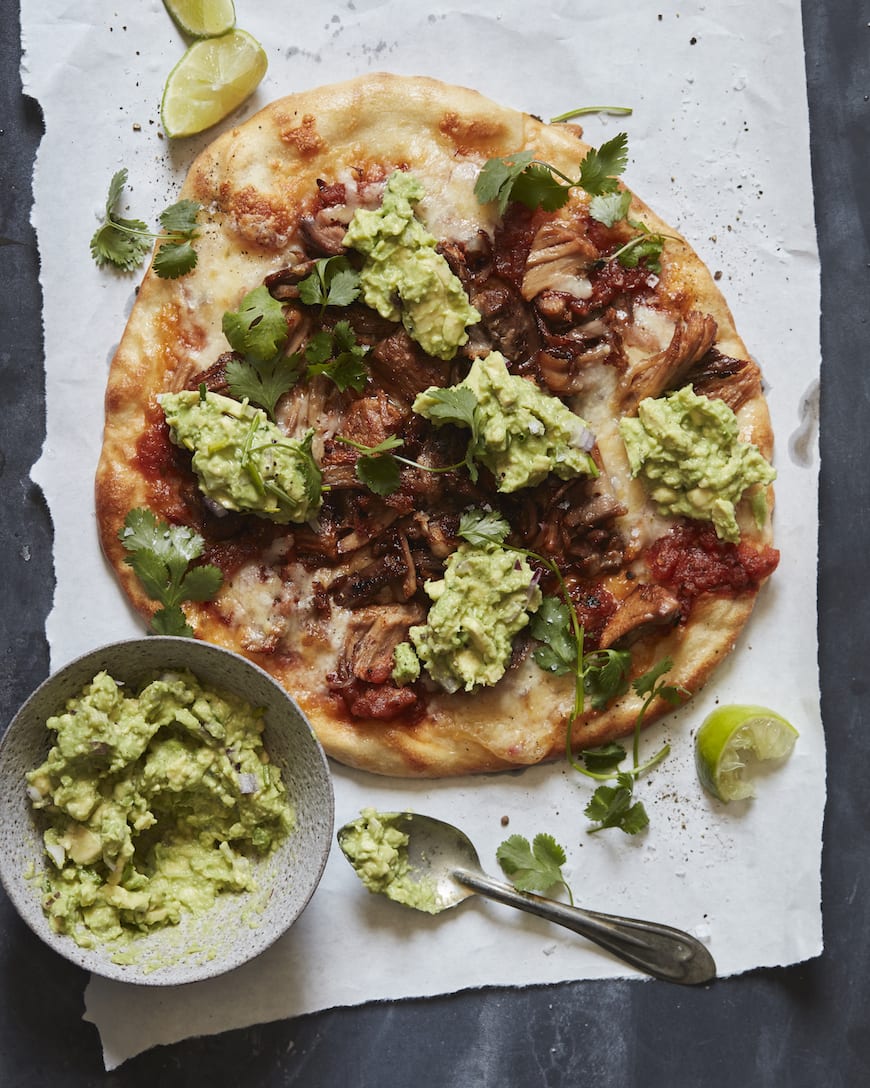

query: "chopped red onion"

left=237, top=772, right=259, bottom=795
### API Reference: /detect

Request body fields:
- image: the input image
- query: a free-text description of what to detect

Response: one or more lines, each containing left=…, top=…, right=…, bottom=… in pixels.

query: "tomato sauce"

left=646, top=522, right=780, bottom=613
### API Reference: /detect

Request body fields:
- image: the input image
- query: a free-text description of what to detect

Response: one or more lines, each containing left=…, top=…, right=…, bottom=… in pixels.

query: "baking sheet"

left=20, top=0, right=823, bottom=1069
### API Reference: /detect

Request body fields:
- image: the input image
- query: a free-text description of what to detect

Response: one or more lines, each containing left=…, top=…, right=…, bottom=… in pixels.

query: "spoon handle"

left=454, top=868, right=716, bottom=985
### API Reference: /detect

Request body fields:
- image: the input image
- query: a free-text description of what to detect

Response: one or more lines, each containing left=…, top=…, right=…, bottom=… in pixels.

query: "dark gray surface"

left=1, top=3, right=867, bottom=1084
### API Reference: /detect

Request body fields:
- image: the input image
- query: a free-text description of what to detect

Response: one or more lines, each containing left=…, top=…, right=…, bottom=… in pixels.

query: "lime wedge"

left=161, top=29, right=268, bottom=139
left=695, top=704, right=799, bottom=802
left=163, top=0, right=236, bottom=39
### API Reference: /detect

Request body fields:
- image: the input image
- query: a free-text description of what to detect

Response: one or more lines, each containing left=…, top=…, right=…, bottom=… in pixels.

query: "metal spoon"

left=338, top=811, right=716, bottom=986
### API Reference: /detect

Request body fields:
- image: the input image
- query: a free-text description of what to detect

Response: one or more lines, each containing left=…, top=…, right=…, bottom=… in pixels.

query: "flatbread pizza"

left=95, top=73, right=779, bottom=777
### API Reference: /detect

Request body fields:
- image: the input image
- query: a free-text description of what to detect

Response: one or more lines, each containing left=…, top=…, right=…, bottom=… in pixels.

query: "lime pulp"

left=163, top=0, right=236, bottom=39
left=160, top=29, right=268, bottom=139
left=694, top=704, right=798, bottom=802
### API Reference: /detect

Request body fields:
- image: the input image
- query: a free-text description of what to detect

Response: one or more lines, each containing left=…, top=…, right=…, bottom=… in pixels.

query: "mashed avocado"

left=160, top=390, right=322, bottom=524
left=413, top=351, right=598, bottom=492
left=391, top=641, right=421, bottom=686
left=344, top=171, right=481, bottom=361
left=26, top=670, right=294, bottom=949
left=337, top=809, right=439, bottom=913
left=406, top=540, right=542, bottom=694
left=619, top=384, right=776, bottom=543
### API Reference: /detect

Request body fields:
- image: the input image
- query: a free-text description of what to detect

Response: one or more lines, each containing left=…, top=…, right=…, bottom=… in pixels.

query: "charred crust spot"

left=218, top=183, right=296, bottom=251
left=438, top=110, right=506, bottom=155
left=279, top=113, right=325, bottom=158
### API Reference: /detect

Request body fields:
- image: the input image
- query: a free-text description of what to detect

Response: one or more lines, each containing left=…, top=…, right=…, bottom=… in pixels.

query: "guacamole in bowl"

left=0, top=638, right=334, bottom=986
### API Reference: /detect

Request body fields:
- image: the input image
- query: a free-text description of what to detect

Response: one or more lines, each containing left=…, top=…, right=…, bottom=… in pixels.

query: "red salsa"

left=646, top=521, right=780, bottom=615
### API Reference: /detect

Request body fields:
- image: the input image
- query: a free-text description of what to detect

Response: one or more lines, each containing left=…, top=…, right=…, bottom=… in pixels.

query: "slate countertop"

left=1, top=3, right=868, bottom=1084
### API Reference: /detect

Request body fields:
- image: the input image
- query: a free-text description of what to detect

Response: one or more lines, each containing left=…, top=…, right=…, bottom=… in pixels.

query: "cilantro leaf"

left=151, top=606, right=194, bottom=638
left=356, top=453, right=402, bottom=496
left=509, top=163, right=572, bottom=212
left=222, top=286, right=289, bottom=363
left=104, top=169, right=127, bottom=212
left=303, top=330, right=333, bottom=366
left=225, top=356, right=302, bottom=421
left=578, top=132, right=629, bottom=196
left=496, top=833, right=572, bottom=897
left=413, top=386, right=480, bottom=480
left=416, top=386, right=478, bottom=430
left=339, top=435, right=405, bottom=456
left=584, top=773, right=650, bottom=834
left=613, top=229, right=665, bottom=273
left=473, top=150, right=535, bottom=215
left=589, top=189, right=632, bottom=228
left=530, top=595, right=576, bottom=676
left=116, top=507, right=173, bottom=554
left=457, top=508, right=510, bottom=547
left=124, top=548, right=172, bottom=603
left=308, top=351, right=368, bottom=393
left=298, top=256, right=361, bottom=311
left=583, top=648, right=632, bottom=710
left=178, top=565, right=224, bottom=602
left=579, top=742, right=627, bottom=775
left=118, top=509, right=223, bottom=636
left=158, top=199, right=201, bottom=235
left=335, top=434, right=404, bottom=497
left=632, top=656, right=677, bottom=700
left=152, top=239, right=198, bottom=279
left=89, top=169, right=151, bottom=272
left=304, top=321, right=369, bottom=392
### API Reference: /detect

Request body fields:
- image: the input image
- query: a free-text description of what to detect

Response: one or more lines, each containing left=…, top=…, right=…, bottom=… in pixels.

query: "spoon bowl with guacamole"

left=338, top=810, right=715, bottom=986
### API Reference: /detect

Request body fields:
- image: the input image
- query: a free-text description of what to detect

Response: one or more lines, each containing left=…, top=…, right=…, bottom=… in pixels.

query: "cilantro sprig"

left=474, top=133, right=667, bottom=272
left=304, top=321, right=369, bottom=393
left=298, top=256, right=361, bottom=313
left=529, top=597, right=631, bottom=710
left=336, top=431, right=469, bottom=497
left=90, top=169, right=201, bottom=279
left=474, top=133, right=629, bottom=216
left=579, top=659, right=687, bottom=834
left=223, top=284, right=370, bottom=418
left=550, top=105, right=633, bottom=123
left=118, top=509, right=223, bottom=636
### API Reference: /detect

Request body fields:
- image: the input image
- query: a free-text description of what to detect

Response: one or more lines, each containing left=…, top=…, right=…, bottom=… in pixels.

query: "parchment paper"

left=20, top=0, right=824, bottom=1070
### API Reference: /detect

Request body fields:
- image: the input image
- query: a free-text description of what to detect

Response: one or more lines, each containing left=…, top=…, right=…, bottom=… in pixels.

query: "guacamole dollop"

left=338, top=809, right=439, bottom=914
left=619, top=384, right=776, bottom=543
left=344, top=171, right=481, bottom=361
left=391, top=640, right=421, bottom=687
left=26, top=670, right=294, bottom=950
left=406, top=540, right=542, bottom=694
left=413, top=351, right=598, bottom=492
left=160, top=390, right=322, bottom=524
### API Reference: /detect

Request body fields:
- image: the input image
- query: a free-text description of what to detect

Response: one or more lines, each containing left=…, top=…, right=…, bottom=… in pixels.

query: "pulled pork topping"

left=148, top=183, right=769, bottom=722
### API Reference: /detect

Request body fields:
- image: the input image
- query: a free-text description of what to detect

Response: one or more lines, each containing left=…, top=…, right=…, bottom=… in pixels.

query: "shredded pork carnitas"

left=176, top=187, right=765, bottom=722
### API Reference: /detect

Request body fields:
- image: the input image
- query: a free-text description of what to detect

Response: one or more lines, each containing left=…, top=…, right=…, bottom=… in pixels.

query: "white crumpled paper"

left=20, top=0, right=823, bottom=1070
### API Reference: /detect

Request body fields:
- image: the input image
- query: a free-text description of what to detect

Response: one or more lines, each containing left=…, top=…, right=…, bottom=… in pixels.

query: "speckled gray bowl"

left=0, top=637, right=334, bottom=986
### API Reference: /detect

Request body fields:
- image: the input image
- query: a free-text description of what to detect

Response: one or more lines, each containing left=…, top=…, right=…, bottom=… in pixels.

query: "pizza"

left=95, top=73, right=779, bottom=778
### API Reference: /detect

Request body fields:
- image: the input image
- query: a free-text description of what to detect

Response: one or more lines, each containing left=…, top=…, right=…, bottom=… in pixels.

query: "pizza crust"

left=95, top=73, right=777, bottom=778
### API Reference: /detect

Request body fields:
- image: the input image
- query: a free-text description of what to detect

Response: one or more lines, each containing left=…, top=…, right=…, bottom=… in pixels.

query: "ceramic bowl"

left=0, top=637, right=334, bottom=986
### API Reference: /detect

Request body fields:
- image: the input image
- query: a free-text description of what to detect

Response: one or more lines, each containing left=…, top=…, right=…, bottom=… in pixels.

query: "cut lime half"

left=164, top=0, right=236, bottom=39
left=161, top=29, right=268, bottom=139
left=695, top=704, right=798, bottom=802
